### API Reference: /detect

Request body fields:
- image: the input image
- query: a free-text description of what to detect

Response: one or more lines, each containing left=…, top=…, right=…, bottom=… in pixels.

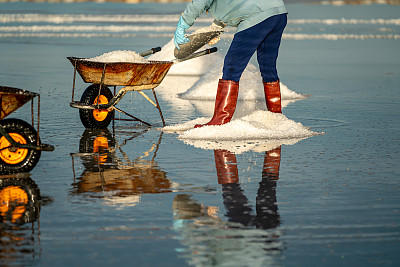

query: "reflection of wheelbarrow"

left=70, top=128, right=172, bottom=200
left=0, top=87, right=54, bottom=175
left=0, top=174, right=52, bottom=265
left=0, top=174, right=41, bottom=225
left=67, top=47, right=217, bottom=128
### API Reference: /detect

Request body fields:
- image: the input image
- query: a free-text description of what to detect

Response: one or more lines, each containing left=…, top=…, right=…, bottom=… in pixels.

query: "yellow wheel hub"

left=0, top=186, right=28, bottom=222
left=0, top=133, right=28, bottom=164
left=93, top=95, right=109, bottom=122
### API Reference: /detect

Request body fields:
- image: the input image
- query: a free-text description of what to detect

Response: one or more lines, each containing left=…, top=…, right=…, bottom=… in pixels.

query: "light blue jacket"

left=182, top=0, right=287, bottom=33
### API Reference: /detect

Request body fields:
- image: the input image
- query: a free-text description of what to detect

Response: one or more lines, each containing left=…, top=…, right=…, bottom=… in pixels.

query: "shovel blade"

left=174, top=30, right=222, bottom=59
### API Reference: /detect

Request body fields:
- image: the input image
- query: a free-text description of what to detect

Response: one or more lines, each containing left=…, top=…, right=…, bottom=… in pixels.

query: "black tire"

left=0, top=119, right=41, bottom=175
left=79, top=84, right=114, bottom=129
left=0, top=176, right=41, bottom=225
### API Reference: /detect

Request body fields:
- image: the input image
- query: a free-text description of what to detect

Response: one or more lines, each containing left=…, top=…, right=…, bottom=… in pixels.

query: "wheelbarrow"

left=0, top=86, right=54, bottom=175
left=67, top=46, right=218, bottom=129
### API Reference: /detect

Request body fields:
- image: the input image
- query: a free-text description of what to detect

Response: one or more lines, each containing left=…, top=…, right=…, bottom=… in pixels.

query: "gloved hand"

left=174, top=16, right=190, bottom=50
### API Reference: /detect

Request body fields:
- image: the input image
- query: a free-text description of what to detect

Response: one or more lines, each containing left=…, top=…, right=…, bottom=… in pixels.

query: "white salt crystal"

left=86, top=50, right=149, bottom=63
left=164, top=110, right=322, bottom=141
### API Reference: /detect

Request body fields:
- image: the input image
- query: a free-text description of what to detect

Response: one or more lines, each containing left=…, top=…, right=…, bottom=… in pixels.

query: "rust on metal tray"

left=0, top=86, right=38, bottom=120
left=67, top=57, right=173, bottom=87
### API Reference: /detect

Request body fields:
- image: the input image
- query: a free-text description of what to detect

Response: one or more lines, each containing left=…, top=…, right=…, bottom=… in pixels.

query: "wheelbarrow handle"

left=172, top=47, right=218, bottom=63
left=140, top=47, right=162, bottom=57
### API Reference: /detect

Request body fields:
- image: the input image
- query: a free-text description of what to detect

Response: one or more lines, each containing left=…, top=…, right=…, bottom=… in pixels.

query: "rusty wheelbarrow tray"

left=0, top=86, right=54, bottom=175
left=68, top=47, right=217, bottom=128
left=1, top=87, right=38, bottom=120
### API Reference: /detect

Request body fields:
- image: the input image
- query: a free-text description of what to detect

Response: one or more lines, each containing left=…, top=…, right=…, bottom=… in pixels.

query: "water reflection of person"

left=172, top=147, right=283, bottom=265
left=0, top=175, right=51, bottom=265
left=215, top=147, right=281, bottom=229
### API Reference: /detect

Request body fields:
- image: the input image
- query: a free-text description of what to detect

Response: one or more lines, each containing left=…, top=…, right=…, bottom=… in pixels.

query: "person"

left=174, top=0, right=288, bottom=128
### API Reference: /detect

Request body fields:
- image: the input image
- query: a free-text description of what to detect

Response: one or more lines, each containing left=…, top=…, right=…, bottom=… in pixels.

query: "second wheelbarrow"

left=0, top=86, right=54, bottom=175
left=68, top=47, right=217, bottom=129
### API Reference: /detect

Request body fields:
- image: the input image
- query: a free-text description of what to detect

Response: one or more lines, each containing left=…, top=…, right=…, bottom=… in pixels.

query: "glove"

left=174, top=16, right=191, bottom=50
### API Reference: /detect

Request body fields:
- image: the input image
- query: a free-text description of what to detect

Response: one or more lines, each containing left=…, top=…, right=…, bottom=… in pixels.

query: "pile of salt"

left=191, top=25, right=223, bottom=35
left=86, top=50, right=149, bottom=63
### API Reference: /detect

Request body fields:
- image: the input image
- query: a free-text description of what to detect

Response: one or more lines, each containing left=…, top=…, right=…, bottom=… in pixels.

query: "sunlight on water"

left=0, top=1, right=399, bottom=266
left=1, top=10, right=399, bottom=40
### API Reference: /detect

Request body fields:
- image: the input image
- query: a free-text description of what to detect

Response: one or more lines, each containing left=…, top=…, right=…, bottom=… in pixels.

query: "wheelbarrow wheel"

left=79, top=84, right=114, bottom=129
left=0, top=119, right=41, bottom=175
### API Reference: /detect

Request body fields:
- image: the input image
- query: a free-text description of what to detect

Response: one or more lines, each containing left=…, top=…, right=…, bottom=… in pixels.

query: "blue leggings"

left=222, top=14, right=287, bottom=83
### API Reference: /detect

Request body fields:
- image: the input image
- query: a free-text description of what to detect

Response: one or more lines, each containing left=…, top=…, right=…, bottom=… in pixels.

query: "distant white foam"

left=288, top=18, right=400, bottom=26
left=283, top=33, right=400, bottom=40
left=0, top=14, right=211, bottom=24
left=1, top=14, right=398, bottom=40
left=1, top=32, right=397, bottom=40
left=0, top=33, right=173, bottom=38
left=1, top=14, right=397, bottom=26
left=0, top=25, right=176, bottom=32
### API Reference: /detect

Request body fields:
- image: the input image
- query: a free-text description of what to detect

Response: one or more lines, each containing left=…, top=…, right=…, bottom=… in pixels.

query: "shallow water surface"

left=0, top=2, right=399, bottom=266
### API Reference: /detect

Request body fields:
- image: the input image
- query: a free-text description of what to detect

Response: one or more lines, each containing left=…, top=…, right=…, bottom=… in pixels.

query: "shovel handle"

left=173, top=47, right=218, bottom=63
left=140, top=47, right=162, bottom=57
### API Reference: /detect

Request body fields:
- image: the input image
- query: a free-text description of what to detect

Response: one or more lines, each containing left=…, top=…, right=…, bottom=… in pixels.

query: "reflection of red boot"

left=195, top=79, right=239, bottom=128
left=214, top=149, right=239, bottom=184
left=262, top=146, right=281, bottom=180
left=263, top=80, right=282, bottom=113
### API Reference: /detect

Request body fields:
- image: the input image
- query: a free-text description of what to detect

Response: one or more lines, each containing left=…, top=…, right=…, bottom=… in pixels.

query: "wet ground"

left=0, top=2, right=399, bottom=266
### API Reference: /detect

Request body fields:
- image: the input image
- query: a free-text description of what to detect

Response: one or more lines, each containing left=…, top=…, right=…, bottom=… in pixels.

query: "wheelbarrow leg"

left=113, top=106, right=151, bottom=127
left=72, top=60, right=77, bottom=102
left=152, top=88, right=165, bottom=127
left=31, top=95, right=41, bottom=147
left=97, top=64, right=107, bottom=109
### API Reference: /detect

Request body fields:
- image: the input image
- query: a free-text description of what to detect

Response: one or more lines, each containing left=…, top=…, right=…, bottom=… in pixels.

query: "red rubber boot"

left=263, top=80, right=282, bottom=113
left=195, top=79, right=239, bottom=128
